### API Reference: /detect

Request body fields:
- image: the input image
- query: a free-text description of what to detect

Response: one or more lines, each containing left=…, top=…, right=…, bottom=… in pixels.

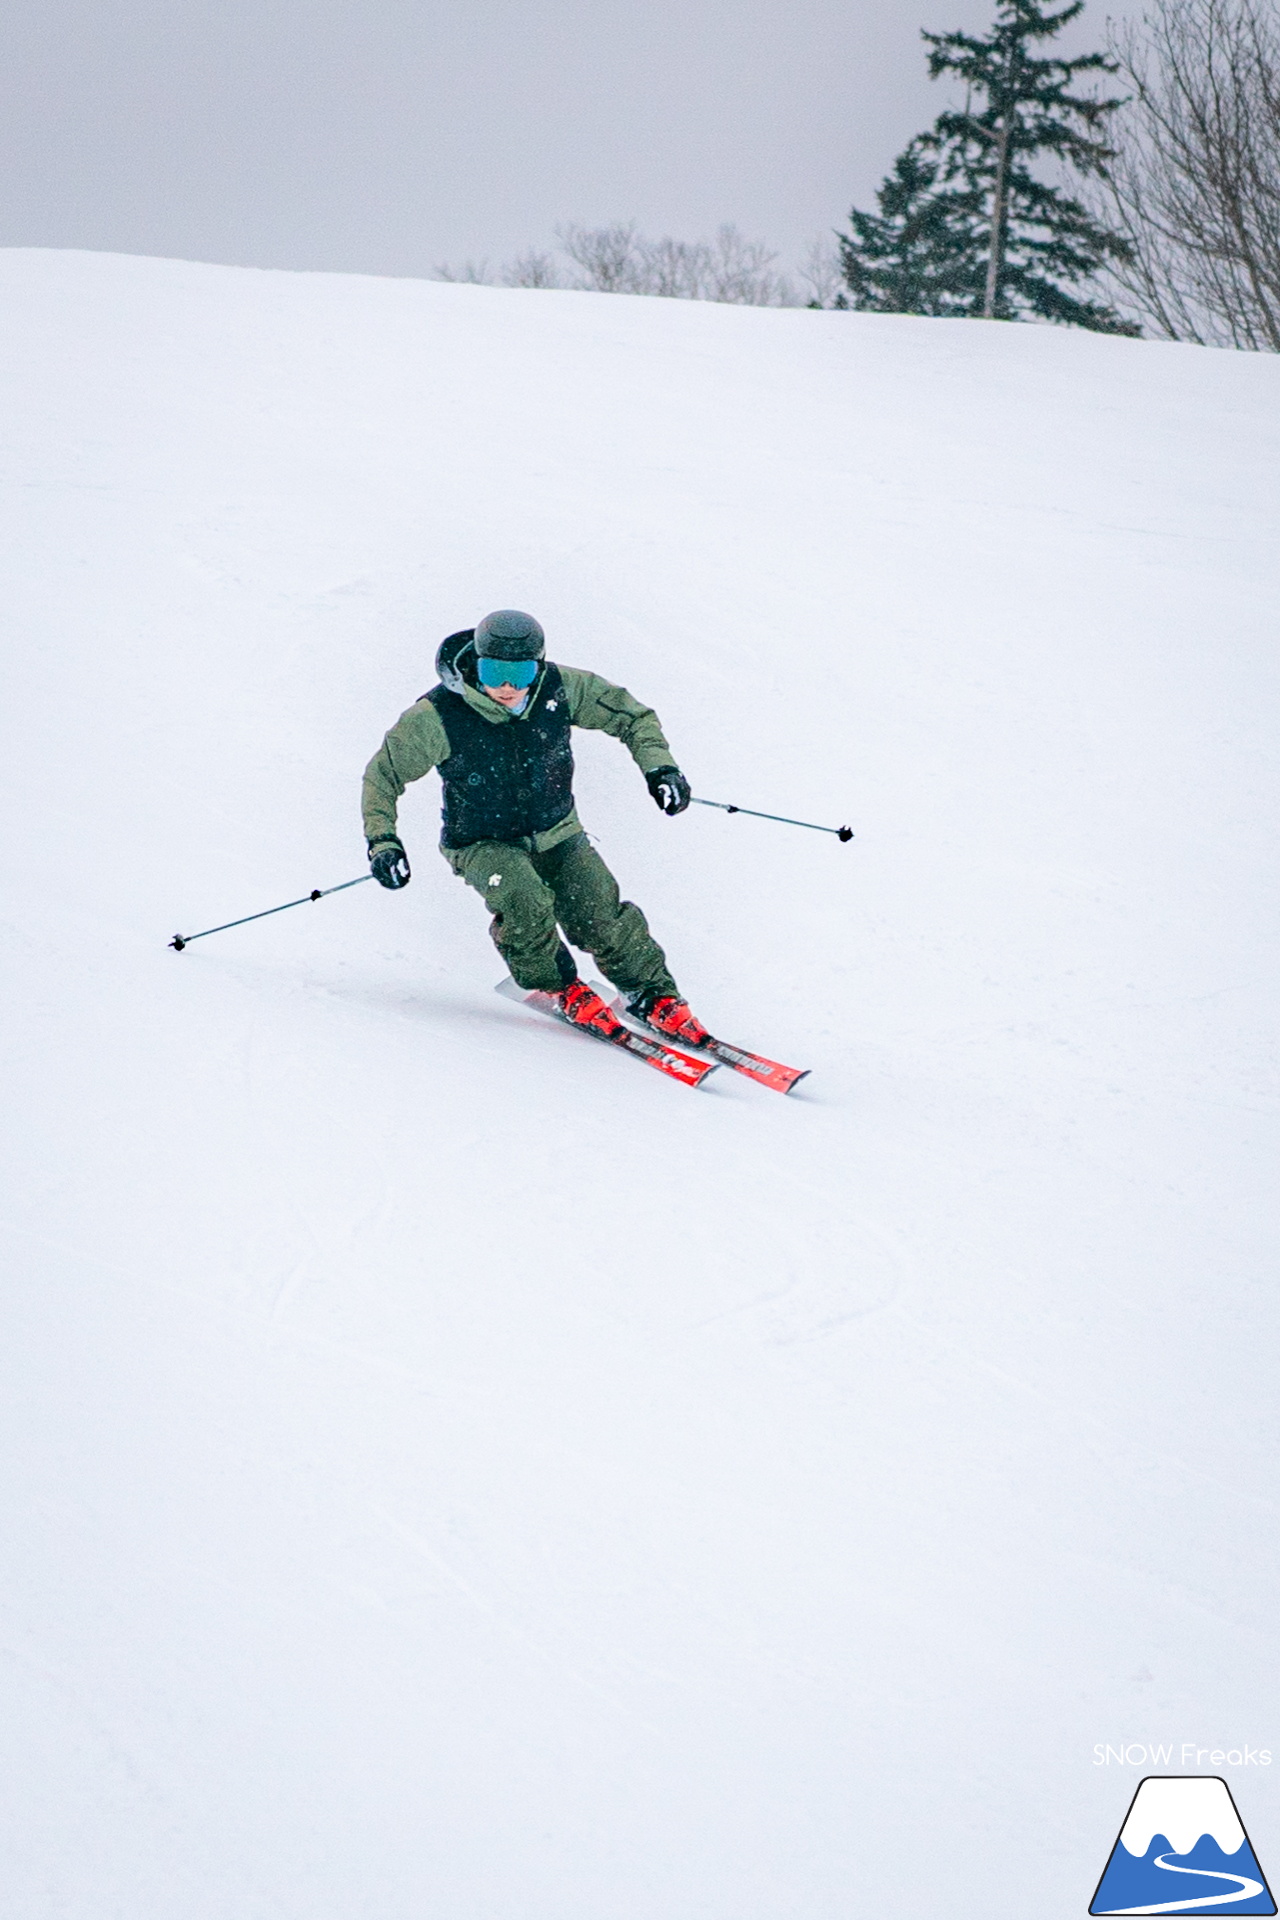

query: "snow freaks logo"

left=1090, top=1777, right=1276, bottom=1916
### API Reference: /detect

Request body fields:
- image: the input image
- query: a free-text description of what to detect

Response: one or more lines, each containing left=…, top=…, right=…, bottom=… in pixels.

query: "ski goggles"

left=477, top=655, right=539, bottom=689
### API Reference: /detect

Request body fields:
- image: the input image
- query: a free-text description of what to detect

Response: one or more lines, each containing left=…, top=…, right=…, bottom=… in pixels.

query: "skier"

left=361, top=609, right=710, bottom=1044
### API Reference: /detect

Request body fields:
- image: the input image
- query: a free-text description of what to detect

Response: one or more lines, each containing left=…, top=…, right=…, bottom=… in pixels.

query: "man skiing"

left=361, top=609, right=710, bottom=1044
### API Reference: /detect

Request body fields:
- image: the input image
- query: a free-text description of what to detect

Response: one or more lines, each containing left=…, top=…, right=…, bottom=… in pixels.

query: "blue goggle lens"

left=477, top=655, right=539, bottom=689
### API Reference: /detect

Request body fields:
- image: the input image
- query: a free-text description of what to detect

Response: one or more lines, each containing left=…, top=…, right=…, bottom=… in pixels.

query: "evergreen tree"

left=837, top=138, right=986, bottom=315
left=840, top=0, right=1139, bottom=332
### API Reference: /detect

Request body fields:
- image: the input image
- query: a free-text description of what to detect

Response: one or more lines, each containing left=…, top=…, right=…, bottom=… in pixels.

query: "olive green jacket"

left=362, top=665, right=675, bottom=855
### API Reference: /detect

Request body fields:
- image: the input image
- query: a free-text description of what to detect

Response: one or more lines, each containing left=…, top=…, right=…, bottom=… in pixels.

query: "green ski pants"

left=444, top=831, right=677, bottom=999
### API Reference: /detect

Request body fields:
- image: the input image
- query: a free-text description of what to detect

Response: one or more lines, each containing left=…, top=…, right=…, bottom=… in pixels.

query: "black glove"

left=646, top=766, right=691, bottom=816
left=369, top=841, right=411, bottom=889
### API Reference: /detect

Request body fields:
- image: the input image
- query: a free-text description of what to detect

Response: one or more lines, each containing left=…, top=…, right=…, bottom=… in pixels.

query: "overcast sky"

left=1, top=0, right=1135, bottom=280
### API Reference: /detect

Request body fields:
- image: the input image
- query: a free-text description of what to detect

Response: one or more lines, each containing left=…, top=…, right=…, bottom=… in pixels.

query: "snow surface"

left=2, top=248, right=1278, bottom=1918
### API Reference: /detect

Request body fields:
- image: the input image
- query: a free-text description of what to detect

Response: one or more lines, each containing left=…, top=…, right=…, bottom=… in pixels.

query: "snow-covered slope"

left=2, top=249, right=1277, bottom=1919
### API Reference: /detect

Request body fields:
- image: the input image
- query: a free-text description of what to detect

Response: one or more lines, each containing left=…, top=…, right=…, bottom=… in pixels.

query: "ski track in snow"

left=2, top=249, right=1278, bottom=1920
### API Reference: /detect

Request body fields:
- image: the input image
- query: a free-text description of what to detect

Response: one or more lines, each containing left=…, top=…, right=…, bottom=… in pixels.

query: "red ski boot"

left=557, top=979, right=628, bottom=1041
left=631, top=992, right=711, bottom=1049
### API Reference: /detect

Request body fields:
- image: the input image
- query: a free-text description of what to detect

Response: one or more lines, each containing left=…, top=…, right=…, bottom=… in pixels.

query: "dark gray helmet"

left=474, top=608, right=546, bottom=661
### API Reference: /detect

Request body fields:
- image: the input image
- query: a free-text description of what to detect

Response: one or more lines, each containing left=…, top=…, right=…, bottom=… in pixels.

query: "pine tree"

left=840, top=0, right=1140, bottom=333
left=837, top=138, right=986, bottom=315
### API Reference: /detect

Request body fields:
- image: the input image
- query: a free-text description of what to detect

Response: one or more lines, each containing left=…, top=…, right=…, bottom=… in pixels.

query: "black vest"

left=427, top=665, right=575, bottom=848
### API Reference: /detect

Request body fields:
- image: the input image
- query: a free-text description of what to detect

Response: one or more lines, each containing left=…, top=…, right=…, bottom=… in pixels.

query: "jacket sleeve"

left=361, top=699, right=452, bottom=847
left=559, top=667, right=675, bottom=775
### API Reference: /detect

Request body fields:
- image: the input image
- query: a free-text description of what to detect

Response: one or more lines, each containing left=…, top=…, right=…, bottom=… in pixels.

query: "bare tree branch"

left=500, top=250, right=565, bottom=289
left=556, top=223, right=646, bottom=293
left=437, top=224, right=806, bottom=307
left=431, top=259, right=495, bottom=284
left=1093, top=0, right=1280, bottom=348
left=798, top=238, right=846, bottom=307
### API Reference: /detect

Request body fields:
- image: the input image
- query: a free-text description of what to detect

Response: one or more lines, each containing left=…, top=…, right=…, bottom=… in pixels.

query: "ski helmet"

left=474, top=609, right=546, bottom=662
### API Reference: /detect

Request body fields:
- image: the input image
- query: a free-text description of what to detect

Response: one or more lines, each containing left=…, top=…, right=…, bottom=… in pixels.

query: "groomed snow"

left=1, top=248, right=1278, bottom=1918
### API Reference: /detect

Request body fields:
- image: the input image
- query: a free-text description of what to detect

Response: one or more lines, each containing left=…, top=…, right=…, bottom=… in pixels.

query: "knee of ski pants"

left=539, top=835, right=676, bottom=997
left=444, top=840, right=575, bottom=986
left=447, top=841, right=556, bottom=931
left=541, top=834, right=658, bottom=953
left=535, top=834, right=621, bottom=938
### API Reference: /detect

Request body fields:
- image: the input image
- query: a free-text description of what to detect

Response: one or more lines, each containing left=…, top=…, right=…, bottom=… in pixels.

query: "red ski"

left=600, top=986, right=809, bottom=1095
left=495, top=978, right=717, bottom=1089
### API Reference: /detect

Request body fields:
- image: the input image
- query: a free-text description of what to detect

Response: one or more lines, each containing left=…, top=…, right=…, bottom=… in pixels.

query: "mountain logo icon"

left=1090, top=1776, right=1276, bottom=1915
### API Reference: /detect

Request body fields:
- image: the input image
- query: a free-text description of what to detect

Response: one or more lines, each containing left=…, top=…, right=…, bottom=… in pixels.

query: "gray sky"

left=1, top=0, right=1135, bottom=279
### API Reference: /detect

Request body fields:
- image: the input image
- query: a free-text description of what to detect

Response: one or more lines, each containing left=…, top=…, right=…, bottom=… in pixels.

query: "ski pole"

left=169, top=874, right=373, bottom=950
left=691, top=797, right=853, bottom=842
